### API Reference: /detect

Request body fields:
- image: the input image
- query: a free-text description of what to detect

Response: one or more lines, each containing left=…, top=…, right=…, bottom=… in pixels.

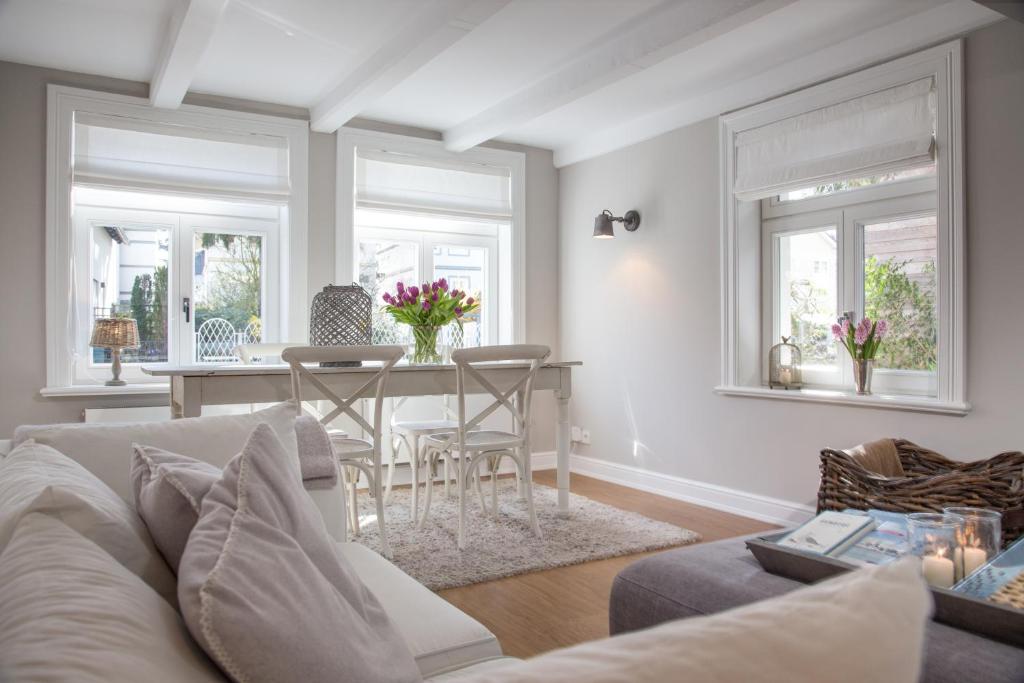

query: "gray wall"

left=557, top=19, right=1024, bottom=508
left=0, top=62, right=559, bottom=449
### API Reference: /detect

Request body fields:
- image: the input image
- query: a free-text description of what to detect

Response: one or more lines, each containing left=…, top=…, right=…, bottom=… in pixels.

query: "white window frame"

left=717, top=41, right=967, bottom=415
left=44, top=85, right=308, bottom=393
left=336, top=128, right=526, bottom=344
left=70, top=203, right=280, bottom=384
left=762, top=185, right=937, bottom=396
left=355, top=223, right=500, bottom=346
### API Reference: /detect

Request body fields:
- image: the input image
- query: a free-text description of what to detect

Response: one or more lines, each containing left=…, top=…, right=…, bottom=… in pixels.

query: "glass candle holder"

left=908, top=513, right=964, bottom=589
left=943, top=507, right=1002, bottom=581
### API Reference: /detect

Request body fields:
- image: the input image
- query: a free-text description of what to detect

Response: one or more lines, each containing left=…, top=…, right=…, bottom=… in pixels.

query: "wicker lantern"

left=768, top=336, right=802, bottom=390
left=309, top=284, right=372, bottom=367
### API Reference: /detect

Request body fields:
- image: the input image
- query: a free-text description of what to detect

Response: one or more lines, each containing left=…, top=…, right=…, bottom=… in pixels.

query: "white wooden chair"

left=421, top=344, right=550, bottom=550
left=233, top=342, right=292, bottom=364
left=282, top=344, right=404, bottom=558
left=388, top=396, right=461, bottom=526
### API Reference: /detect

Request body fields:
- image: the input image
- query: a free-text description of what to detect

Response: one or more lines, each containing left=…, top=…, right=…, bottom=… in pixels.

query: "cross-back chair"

left=282, top=344, right=404, bottom=558
left=389, top=395, right=466, bottom=526
left=421, top=344, right=551, bottom=550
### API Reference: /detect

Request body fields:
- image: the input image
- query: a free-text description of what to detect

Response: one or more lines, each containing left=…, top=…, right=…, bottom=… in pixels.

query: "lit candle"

left=954, top=546, right=987, bottom=580
left=922, top=550, right=956, bottom=588
left=779, top=367, right=792, bottom=385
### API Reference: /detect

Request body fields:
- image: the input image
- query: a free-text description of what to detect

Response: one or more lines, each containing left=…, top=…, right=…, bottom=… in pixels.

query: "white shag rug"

left=347, top=478, right=701, bottom=591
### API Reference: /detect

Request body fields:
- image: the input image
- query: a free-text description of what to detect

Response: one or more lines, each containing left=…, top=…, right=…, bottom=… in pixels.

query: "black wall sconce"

left=593, top=209, right=641, bottom=239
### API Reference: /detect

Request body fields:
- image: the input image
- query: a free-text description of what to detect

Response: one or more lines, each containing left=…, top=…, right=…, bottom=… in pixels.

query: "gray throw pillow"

left=177, top=424, right=422, bottom=683
left=131, top=445, right=221, bottom=573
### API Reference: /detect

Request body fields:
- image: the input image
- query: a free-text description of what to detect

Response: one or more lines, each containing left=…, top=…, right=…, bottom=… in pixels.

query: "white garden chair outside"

left=196, top=317, right=238, bottom=363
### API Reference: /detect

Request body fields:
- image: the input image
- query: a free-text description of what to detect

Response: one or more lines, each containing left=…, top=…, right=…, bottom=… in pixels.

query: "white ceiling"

left=0, top=0, right=1004, bottom=166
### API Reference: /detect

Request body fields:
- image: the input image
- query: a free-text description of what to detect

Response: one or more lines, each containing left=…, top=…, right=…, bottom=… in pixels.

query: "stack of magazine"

left=775, top=509, right=1024, bottom=608
left=775, top=509, right=908, bottom=566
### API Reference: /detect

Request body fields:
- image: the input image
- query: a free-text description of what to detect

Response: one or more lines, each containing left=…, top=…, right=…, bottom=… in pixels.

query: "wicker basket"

left=818, top=439, right=1024, bottom=547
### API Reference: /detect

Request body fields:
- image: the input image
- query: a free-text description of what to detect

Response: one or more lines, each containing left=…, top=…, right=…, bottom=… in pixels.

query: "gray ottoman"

left=610, top=536, right=1024, bottom=683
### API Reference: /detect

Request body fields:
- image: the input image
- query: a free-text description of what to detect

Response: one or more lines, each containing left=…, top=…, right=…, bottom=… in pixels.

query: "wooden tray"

left=746, top=532, right=1024, bottom=649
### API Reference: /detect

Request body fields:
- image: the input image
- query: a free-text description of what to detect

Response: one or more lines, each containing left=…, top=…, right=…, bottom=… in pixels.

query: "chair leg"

left=408, top=435, right=420, bottom=525
left=490, top=454, right=500, bottom=518
left=521, top=447, right=542, bottom=540
left=444, top=458, right=451, bottom=498
left=473, top=456, right=487, bottom=515
left=373, top=456, right=392, bottom=560
left=457, top=451, right=467, bottom=551
left=347, top=466, right=361, bottom=536
left=383, top=440, right=397, bottom=505
left=418, top=449, right=436, bottom=530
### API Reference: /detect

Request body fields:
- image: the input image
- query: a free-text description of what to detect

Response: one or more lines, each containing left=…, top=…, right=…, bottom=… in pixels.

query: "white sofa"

left=0, top=417, right=513, bottom=681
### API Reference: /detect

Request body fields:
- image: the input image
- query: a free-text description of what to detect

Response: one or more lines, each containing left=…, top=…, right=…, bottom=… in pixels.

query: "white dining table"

left=143, top=360, right=580, bottom=514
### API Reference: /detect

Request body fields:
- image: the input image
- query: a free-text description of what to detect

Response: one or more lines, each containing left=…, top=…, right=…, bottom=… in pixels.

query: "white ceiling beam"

left=552, top=0, right=1003, bottom=167
left=310, top=0, right=510, bottom=134
left=149, top=0, right=229, bottom=109
left=442, top=0, right=796, bottom=152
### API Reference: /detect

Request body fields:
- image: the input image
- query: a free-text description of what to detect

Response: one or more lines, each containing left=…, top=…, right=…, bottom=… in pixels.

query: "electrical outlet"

left=581, top=429, right=591, bottom=445
left=571, top=426, right=583, bottom=442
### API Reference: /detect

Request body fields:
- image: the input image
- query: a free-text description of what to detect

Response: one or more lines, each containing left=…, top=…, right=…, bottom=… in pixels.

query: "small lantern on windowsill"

left=769, top=336, right=803, bottom=390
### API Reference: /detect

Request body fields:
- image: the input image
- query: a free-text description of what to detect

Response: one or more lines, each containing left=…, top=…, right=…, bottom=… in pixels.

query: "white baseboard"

left=363, top=449, right=811, bottom=527
left=566, top=453, right=814, bottom=527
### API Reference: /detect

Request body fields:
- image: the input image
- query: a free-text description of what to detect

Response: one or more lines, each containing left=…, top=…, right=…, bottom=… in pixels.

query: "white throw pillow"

left=13, top=401, right=300, bottom=500
left=460, top=559, right=931, bottom=683
left=0, top=513, right=226, bottom=683
left=0, top=440, right=177, bottom=605
left=178, top=424, right=422, bottom=683
left=131, top=444, right=222, bottom=573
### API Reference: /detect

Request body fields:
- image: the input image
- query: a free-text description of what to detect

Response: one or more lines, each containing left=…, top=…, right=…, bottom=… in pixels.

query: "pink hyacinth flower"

left=854, top=318, right=870, bottom=346
left=831, top=323, right=843, bottom=340
left=875, top=320, right=888, bottom=339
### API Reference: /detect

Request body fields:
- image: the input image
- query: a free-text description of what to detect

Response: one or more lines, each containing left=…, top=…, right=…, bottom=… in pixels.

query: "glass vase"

left=908, top=512, right=965, bottom=589
left=943, top=507, right=1002, bottom=581
left=853, top=358, right=873, bottom=395
left=410, top=325, right=442, bottom=365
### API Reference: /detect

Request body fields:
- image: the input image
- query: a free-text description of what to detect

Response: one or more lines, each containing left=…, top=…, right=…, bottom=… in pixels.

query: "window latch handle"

left=183, top=297, right=191, bottom=324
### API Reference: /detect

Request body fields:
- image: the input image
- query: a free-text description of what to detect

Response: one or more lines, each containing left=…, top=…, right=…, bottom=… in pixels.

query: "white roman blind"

left=73, top=113, right=290, bottom=200
left=356, top=148, right=511, bottom=219
left=733, top=77, right=936, bottom=201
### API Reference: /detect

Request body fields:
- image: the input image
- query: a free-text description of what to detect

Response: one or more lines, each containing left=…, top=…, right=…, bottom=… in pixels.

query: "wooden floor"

left=438, top=471, right=778, bottom=658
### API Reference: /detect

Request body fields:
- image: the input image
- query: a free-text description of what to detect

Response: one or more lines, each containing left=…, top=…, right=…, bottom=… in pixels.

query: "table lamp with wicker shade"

left=90, top=318, right=139, bottom=386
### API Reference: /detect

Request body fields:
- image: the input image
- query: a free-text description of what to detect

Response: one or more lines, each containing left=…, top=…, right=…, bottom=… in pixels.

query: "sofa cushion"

left=424, top=658, right=519, bottom=681
left=131, top=444, right=222, bottom=573
left=336, top=541, right=503, bottom=677
left=178, top=424, right=422, bottom=683
left=14, top=401, right=299, bottom=501
left=0, top=440, right=177, bottom=604
left=465, top=559, right=931, bottom=683
left=611, top=534, right=1024, bottom=683
left=0, top=513, right=226, bottom=683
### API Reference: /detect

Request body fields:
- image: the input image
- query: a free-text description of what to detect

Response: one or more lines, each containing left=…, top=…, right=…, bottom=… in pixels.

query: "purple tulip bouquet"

left=381, top=278, right=479, bottom=363
left=832, top=316, right=888, bottom=394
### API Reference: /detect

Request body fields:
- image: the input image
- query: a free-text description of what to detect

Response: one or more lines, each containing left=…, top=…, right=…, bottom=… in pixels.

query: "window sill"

left=40, top=384, right=170, bottom=398
left=714, top=385, right=969, bottom=416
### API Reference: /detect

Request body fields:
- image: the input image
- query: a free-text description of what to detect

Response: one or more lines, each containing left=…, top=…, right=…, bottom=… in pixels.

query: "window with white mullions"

left=73, top=189, right=281, bottom=384
left=763, top=185, right=937, bottom=396
left=356, top=211, right=498, bottom=349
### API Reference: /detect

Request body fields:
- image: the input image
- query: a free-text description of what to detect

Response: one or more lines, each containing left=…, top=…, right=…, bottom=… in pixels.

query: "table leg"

left=180, top=377, right=203, bottom=418
left=556, top=394, right=571, bottom=516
